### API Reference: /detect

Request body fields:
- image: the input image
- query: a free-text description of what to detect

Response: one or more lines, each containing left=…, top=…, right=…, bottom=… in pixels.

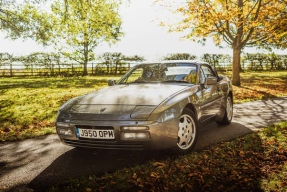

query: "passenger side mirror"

left=107, top=79, right=116, bottom=86
left=206, top=77, right=218, bottom=85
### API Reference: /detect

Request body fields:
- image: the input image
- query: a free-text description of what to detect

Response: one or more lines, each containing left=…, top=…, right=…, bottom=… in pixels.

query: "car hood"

left=59, top=84, right=191, bottom=120
left=75, top=84, right=189, bottom=105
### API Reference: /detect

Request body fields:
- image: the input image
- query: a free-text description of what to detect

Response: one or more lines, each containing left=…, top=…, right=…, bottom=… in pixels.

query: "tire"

left=174, top=108, right=198, bottom=154
left=216, top=95, right=233, bottom=125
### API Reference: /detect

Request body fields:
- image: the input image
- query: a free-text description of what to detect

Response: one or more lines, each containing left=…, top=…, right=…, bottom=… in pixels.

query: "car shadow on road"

left=26, top=121, right=255, bottom=191
left=28, top=148, right=171, bottom=191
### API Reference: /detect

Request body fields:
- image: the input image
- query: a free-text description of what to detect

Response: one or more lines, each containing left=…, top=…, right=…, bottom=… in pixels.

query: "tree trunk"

left=83, top=60, right=88, bottom=76
left=232, top=48, right=241, bottom=86
left=83, top=33, right=88, bottom=76
left=115, top=62, right=118, bottom=75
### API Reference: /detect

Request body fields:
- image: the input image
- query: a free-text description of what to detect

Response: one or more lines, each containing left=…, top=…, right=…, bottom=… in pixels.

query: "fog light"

left=122, top=132, right=136, bottom=140
left=136, top=132, right=149, bottom=139
left=56, top=122, right=71, bottom=127
left=120, top=126, right=149, bottom=131
left=58, top=128, right=72, bottom=136
left=120, top=132, right=150, bottom=141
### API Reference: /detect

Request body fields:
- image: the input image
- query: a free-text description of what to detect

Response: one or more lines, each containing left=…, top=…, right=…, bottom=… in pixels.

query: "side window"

left=201, top=65, right=216, bottom=78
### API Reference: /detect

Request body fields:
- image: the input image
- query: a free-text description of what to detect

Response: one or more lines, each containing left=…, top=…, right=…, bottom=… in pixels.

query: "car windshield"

left=118, top=63, right=198, bottom=84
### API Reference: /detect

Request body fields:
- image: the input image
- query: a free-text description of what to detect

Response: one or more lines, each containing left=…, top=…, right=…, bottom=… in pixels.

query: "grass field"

left=222, top=71, right=287, bottom=103
left=0, top=76, right=121, bottom=142
left=49, top=121, right=287, bottom=192
left=0, top=71, right=287, bottom=142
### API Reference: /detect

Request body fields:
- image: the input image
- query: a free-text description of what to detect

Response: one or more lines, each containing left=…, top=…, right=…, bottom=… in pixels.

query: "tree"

left=163, top=53, right=197, bottom=60
left=0, top=1, right=29, bottom=38
left=100, top=52, right=145, bottom=74
left=18, top=52, right=61, bottom=69
left=168, top=0, right=287, bottom=85
left=267, top=53, right=279, bottom=70
left=0, top=0, right=55, bottom=44
left=122, top=55, right=145, bottom=62
left=201, top=54, right=223, bottom=69
left=0, top=53, right=13, bottom=66
left=22, top=0, right=123, bottom=76
left=220, top=54, right=232, bottom=69
left=1, top=1, right=24, bottom=33
left=53, top=0, right=123, bottom=75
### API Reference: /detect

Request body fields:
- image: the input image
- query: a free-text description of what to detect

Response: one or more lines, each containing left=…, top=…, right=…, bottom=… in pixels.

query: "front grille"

left=63, top=139, right=144, bottom=150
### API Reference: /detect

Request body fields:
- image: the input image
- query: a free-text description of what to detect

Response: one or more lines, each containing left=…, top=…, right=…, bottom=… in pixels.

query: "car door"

left=199, top=65, right=223, bottom=121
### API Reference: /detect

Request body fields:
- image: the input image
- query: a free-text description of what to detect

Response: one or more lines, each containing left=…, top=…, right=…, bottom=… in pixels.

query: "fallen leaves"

left=220, top=71, right=287, bottom=103
left=50, top=122, right=287, bottom=192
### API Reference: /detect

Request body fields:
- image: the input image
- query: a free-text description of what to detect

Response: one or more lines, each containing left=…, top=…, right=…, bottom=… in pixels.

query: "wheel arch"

left=184, top=103, right=198, bottom=120
left=228, top=90, right=233, bottom=103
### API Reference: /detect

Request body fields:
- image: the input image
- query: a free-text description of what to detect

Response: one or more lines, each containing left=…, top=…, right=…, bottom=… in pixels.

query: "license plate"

left=76, top=128, right=115, bottom=139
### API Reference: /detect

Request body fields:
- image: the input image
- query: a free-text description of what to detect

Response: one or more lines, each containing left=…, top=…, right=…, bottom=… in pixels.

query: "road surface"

left=0, top=97, right=287, bottom=191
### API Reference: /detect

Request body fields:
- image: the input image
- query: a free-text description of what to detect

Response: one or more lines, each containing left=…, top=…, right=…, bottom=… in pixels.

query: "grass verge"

left=49, top=121, right=287, bottom=192
left=0, top=76, right=121, bottom=142
left=220, top=70, right=287, bottom=103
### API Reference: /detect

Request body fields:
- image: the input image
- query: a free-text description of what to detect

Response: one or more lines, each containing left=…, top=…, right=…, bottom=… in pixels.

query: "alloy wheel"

left=177, top=114, right=196, bottom=150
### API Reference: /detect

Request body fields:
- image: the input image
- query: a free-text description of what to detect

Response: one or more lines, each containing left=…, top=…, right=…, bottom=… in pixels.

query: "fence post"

left=31, top=64, right=33, bottom=76
left=10, top=64, right=12, bottom=77
left=92, top=63, right=94, bottom=75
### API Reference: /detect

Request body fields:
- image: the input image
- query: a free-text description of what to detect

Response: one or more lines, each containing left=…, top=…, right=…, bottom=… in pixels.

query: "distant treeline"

left=0, top=52, right=145, bottom=76
left=0, top=52, right=144, bottom=68
left=163, top=53, right=287, bottom=70
left=1, top=52, right=287, bottom=73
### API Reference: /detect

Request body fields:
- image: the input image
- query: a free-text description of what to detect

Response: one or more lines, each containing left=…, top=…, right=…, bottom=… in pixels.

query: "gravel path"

left=0, top=97, right=287, bottom=191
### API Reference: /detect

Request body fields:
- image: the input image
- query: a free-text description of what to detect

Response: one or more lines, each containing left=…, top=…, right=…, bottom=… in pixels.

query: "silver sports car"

left=56, top=60, right=233, bottom=154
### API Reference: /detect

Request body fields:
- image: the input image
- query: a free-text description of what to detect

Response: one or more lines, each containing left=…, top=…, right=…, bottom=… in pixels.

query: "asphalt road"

left=1, top=97, right=287, bottom=192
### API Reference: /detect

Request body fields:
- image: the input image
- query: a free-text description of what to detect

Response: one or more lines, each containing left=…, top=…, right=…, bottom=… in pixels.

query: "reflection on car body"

left=56, top=60, right=233, bottom=154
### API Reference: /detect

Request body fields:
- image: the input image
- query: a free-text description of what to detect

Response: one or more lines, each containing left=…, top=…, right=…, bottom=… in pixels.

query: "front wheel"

left=175, top=108, right=198, bottom=154
left=216, top=95, right=233, bottom=125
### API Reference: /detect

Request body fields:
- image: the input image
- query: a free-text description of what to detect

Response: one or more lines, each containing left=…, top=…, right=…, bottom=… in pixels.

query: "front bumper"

left=56, top=119, right=179, bottom=150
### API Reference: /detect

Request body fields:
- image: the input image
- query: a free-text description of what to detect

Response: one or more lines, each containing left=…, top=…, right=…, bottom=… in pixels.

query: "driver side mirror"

left=206, top=77, right=218, bottom=85
left=107, top=79, right=116, bottom=86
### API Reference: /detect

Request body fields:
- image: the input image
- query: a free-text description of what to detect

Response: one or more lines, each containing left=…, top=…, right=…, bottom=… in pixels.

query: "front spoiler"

left=57, top=119, right=179, bottom=150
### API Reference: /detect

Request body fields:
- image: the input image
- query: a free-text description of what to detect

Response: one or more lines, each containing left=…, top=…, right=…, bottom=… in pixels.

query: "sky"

left=0, top=0, right=285, bottom=61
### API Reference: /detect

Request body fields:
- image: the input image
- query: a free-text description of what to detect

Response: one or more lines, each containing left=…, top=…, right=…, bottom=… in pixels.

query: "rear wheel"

left=175, top=108, right=198, bottom=154
left=216, top=95, right=233, bottom=125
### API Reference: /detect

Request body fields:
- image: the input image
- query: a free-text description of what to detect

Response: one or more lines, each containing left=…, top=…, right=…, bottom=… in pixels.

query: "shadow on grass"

left=242, top=86, right=278, bottom=99
left=0, top=76, right=121, bottom=90
left=27, top=148, right=172, bottom=191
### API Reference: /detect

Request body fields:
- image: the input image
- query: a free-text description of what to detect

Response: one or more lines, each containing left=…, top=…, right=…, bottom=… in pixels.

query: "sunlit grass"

left=0, top=76, right=121, bottom=142
left=219, top=70, right=287, bottom=103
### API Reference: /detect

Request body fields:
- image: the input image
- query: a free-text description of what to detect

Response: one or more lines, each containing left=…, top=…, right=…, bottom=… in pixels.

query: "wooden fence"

left=0, top=63, right=131, bottom=77
left=0, top=62, right=286, bottom=77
